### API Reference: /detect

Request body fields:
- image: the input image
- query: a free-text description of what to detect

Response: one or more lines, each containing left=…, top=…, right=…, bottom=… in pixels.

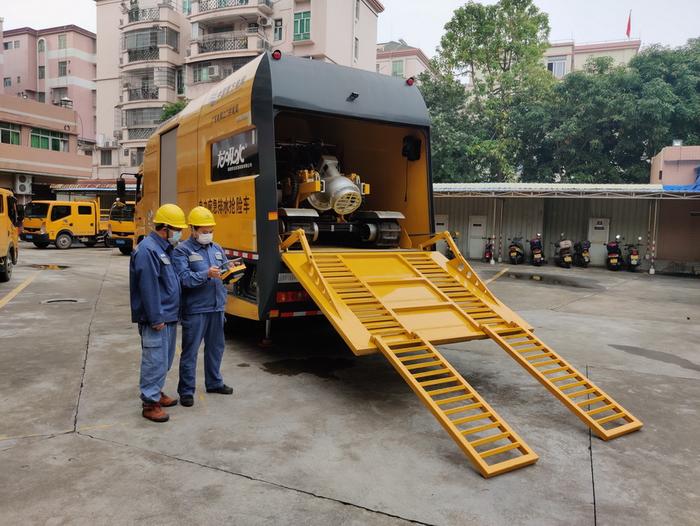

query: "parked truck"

left=21, top=199, right=108, bottom=249
left=133, top=52, right=641, bottom=477
left=0, top=188, right=20, bottom=282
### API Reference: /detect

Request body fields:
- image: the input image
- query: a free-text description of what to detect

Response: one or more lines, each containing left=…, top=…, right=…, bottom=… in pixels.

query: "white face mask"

left=196, top=232, right=214, bottom=245
left=168, top=229, right=182, bottom=246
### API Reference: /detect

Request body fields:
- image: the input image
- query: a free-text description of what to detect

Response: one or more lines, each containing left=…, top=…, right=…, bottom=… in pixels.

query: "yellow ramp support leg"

left=373, top=334, right=538, bottom=478
left=482, top=324, right=643, bottom=440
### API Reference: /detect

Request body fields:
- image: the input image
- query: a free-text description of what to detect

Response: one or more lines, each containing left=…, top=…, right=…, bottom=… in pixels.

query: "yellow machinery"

left=137, top=52, right=642, bottom=477
left=21, top=199, right=108, bottom=249
left=0, top=188, right=20, bottom=282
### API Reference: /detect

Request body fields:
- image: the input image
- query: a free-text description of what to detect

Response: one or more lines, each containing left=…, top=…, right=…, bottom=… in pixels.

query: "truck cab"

left=106, top=200, right=136, bottom=255
left=21, top=199, right=107, bottom=249
left=0, top=188, right=20, bottom=282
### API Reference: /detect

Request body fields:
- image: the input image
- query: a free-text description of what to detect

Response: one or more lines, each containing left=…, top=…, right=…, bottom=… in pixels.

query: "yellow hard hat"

left=188, top=206, right=216, bottom=227
left=154, top=204, right=187, bottom=229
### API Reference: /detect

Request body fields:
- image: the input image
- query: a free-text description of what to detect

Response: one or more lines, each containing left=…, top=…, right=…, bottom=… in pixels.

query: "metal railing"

left=197, top=31, right=257, bottom=53
left=127, top=7, right=159, bottom=23
left=198, top=0, right=272, bottom=12
left=127, top=47, right=160, bottom=63
left=127, top=127, right=157, bottom=140
left=128, top=87, right=159, bottom=101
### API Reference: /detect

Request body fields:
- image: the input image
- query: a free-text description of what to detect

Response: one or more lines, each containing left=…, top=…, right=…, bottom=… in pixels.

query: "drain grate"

left=41, top=298, right=85, bottom=305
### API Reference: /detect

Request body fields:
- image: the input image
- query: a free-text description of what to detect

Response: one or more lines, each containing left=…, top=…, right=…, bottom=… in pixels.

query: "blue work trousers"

left=139, top=322, right=178, bottom=403
left=178, top=312, right=225, bottom=396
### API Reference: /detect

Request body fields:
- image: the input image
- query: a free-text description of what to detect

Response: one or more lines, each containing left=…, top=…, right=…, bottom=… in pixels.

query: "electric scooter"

left=553, top=234, right=573, bottom=268
left=573, top=240, right=591, bottom=268
left=606, top=235, right=624, bottom=271
left=508, top=236, right=525, bottom=264
left=529, top=234, right=544, bottom=266
left=625, top=236, right=643, bottom=272
left=483, top=237, right=494, bottom=263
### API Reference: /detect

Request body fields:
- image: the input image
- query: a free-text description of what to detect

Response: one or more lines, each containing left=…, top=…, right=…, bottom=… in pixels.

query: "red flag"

left=626, top=11, right=632, bottom=38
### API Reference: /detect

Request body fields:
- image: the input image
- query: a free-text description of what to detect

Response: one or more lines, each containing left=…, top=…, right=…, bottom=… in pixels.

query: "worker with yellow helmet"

left=129, top=203, right=188, bottom=423
left=172, top=206, right=233, bottom=407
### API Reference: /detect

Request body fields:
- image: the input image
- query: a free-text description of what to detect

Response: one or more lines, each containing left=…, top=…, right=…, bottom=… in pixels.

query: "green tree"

left=161, top=99, right=188, bottom=121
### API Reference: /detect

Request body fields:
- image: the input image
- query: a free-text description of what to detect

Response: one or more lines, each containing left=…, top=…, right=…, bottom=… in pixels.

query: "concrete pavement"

left=0, top=243, right=698, bottom=525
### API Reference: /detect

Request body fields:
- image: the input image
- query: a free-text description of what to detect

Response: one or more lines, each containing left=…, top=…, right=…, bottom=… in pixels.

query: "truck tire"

left=0, top=256, right=12, bottom=282
left=118, top=246, right=133, bottom=256
left=55, top=232, right=73, bottom=250
left=34, top=242, right=50, bottom=249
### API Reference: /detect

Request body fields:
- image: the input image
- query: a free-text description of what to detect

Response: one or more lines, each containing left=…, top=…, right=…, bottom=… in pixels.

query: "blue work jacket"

left=172, top=237, right=229, bottom=315
left=129, top=232, right=181, bottom=325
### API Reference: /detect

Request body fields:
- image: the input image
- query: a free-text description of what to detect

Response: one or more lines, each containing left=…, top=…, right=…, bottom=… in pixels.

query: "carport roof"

left=433, top=183, right=700, bottom=199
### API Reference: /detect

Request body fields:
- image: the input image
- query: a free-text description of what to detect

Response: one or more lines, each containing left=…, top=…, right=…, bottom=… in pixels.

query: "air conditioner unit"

left=14, top=174, right=33, bottom=195
left=258, top=16, right=272, bottom=27
left=113, top=130, right=123, bottom=140
left=207, top=65, right=221, bottom=79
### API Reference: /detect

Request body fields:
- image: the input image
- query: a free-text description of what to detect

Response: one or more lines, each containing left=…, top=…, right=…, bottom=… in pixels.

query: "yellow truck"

left=0, top=188, right=20, bottom=282
left=134, top=52, right=641, bottom=477
left=21, top=199, right=108, bottom=249
left=106, top=200, right=136, bottom=255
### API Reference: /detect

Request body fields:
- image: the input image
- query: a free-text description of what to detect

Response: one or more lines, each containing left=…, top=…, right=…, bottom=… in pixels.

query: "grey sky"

left=2, top=0, right=699, bottom=55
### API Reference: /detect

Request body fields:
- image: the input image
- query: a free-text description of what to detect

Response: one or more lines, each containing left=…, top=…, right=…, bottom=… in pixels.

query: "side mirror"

left=116, top=178, right=126, bottom=201
left=135, top=173, right=143, bottom=203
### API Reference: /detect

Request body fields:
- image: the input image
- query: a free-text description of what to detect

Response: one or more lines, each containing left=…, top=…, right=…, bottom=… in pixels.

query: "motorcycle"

left=508, top=236, right=525, bottom=264
left=625, top=236, right=643, bottom=272
left=529, top=234, right=544, bottom=266
left=445, top=230, right=460, bottom=260
left=553, top=234, right=573, bottom=268
left=605, top=235, right=624, bottom=271
left=573, top=240, right=591, bottom=268
left=483, top=237, right=494, bottom=263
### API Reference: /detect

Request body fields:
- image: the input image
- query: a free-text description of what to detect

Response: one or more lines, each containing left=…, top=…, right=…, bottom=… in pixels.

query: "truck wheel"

left=0, top=256, right=12, bottom=282
left=34, top=242, right=50, bottom=249
left=55, top=233, right=73, bottom=250
left=118, top=246, right=133, bottom=256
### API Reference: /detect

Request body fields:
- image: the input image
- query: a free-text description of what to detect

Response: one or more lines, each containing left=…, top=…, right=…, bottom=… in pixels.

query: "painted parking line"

left=0, top=272, right=41, bottom=310
left=485, top=267, right=510, bottom=285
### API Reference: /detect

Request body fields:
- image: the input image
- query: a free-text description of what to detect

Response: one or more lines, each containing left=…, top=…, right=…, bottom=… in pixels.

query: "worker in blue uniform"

left=172, top=206, right=233, bottom=407
left=129, top=203, right=188, bottom=423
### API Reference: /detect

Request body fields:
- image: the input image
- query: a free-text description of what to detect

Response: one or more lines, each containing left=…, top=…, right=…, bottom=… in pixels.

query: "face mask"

left=168, top=229, right=182, bottom=246
left=197, top=232, right=214, bottom=245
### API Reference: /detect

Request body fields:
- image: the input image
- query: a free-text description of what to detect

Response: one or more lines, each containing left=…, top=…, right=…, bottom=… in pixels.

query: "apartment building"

left=0, top=94, right=92, bottom=204
left=94, top=0, right=384, bottom=178
left=1, top=24, right=97, bottom=149
left=544, top=39, right=641, bottom=79
left=0, top=18, right=5, bottom=95
left=376, top=39, right=431, bottom=79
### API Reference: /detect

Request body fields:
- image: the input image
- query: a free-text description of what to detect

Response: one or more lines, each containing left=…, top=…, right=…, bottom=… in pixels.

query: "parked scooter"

left=625, top=236, right=643, bottom=272
left=553, top=233, right=573, bottom=268
left=508, top=236, right=525, bottom=264
left=445, top=231, right=460, bottom=260
left=529, top=233, right=544, bottom=266
left=605, top=235, right=624, bottom=271
left=573, top=240, right=591, bottom=268
left=482, top=237, right=494, bottom=263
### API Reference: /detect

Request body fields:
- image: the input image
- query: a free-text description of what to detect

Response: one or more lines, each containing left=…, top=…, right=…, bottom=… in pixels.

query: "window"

left=293, top=11, right=311, bottom=41
left=130, top=147, right=145, bottom=167
left=14, top=41, right=20, bottom=49
left=78, top=205, right=93, bottom=215
left=25, top=202, right=49, bottom=218
left=38, top=66, right=45, bottom=79
left=376, top=63, right=380, bottom=73
left=3, top=77, right=11, bottom=88
left=30, top=128, right=69, bottom=152
left=58, top=61, right=68, bottom=77
left=100, top=149, right=113, bottom=166
left=37, top=92, right=46, bottom=103
left=176, top=67, right=184, bottom=95
left=354, top=37, right=359, bottom=60
left=50, top=205, right=71, bottom=221
left=391, top=59, right=404, bottom=77
left=659, top=170, right=663, bottom=181
left=355, top=0, right=360, bottom=20
left=52, top=87, right=68, bottom=103
left=546, top=56, right=567, bottom=79
left=38, top=39, right=45, bottom=52
left=2, top=42, right=11, bottom=50
left=124, top=108, right=163, bottom=127
left=182, top=0, right=192, bottom=15
left=58, top=34, right=67, bottom=49
left=273, top=19, right=283, bottom=41
left=0, top=122, right=21, bottom=145
left=16, top=76, right=21, bottom=84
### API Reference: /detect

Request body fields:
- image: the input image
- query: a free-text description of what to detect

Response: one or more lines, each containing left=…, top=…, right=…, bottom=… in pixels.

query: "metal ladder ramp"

left=311, top=252, right=538, bottom=478
left=412, top=233, right=643, bottom=440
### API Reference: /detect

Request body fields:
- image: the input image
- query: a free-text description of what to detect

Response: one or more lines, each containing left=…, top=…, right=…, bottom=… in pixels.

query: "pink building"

left=376, top=40, right=431, bottom=79
left=1, top=24, right=96, bottom=148
left=650, top=145, right=700, bottom=186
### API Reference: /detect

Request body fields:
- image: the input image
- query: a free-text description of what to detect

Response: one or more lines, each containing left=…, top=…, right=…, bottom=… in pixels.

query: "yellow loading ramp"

left=280, top=230, right=642, bottom=478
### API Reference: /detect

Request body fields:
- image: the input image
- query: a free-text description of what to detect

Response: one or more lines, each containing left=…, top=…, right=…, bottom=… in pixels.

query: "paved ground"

left=1, top=242, right=699, bottom=525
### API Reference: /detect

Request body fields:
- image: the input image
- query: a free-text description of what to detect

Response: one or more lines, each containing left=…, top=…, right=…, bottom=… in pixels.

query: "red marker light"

left=272, top=49, right=282, bottom=60
left=406, top=77, right=415, bottom=86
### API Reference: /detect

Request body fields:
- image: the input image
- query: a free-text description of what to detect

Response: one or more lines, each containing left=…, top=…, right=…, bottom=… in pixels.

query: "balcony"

left=193, top=31, right=269, bottom=58
left=197, top=0, right=272, bottom=13
left=127, top=47, right=160, bottom=63
left=127, top=87, right=159, bottom=101
left=190, top=0, right=272, bottom=24
left=126, top=127, right=157, bottom=141
left=127, top=7, right=159, bottom=23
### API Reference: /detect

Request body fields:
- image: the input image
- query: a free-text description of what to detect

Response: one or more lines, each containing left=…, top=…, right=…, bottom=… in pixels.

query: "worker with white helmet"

left=129, top=203, right=188, bottom=423
left=172, top=206, right=233, bottom=408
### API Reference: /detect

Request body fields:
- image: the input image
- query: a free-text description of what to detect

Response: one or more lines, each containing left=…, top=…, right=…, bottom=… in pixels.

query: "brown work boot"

left=142, top=402, right=169, bottom=423
left=159, top=391, right=178, bottom=407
